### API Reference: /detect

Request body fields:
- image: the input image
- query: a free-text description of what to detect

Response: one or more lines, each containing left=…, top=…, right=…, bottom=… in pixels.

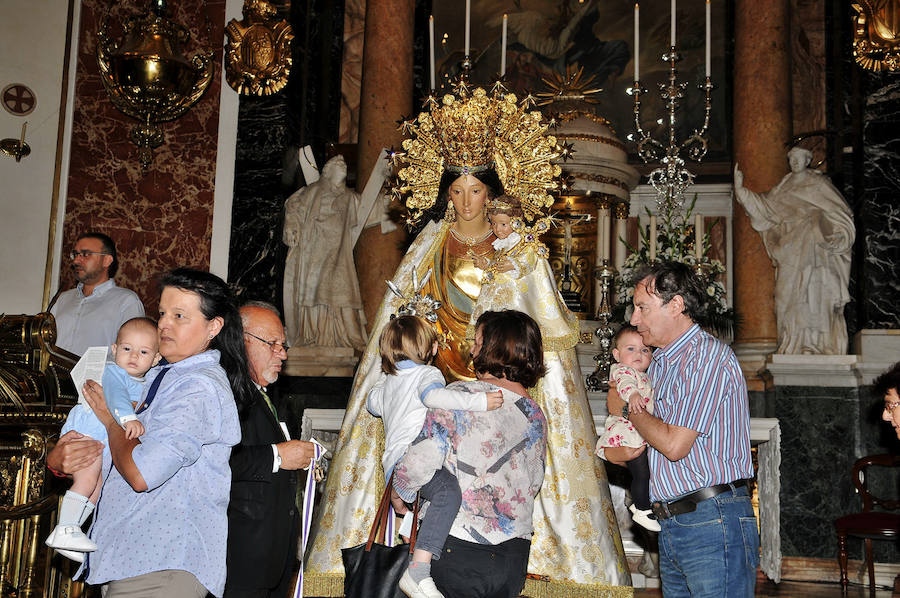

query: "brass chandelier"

left=97, top=0, right=214, bottom=168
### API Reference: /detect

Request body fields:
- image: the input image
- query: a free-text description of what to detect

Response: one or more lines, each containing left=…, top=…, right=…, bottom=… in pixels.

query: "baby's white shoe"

left=399, top=569, right=445, bottom=598
left=46, top=524, right=97, bottom=552
left=55, top=548, right=85, bottom=563
left=629, top=503, right=661, bottom=532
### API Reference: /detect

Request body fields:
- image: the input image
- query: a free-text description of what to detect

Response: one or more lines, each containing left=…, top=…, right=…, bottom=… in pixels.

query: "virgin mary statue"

left=303, top=87, right=631, bottom=596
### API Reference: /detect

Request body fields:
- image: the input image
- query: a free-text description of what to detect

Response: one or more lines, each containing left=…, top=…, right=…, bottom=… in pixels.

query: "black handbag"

left=341, top=477, right=419, bottom=598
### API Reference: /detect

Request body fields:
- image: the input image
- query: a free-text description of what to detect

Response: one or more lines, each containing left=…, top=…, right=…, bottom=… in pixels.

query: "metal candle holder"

left=629, top=46, right=713, bottom=215
left=586, top=260, right=616, bottom=392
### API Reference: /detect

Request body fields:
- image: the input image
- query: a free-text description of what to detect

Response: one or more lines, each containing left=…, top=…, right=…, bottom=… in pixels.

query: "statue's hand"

left=733, top=163, right=743, bottom=189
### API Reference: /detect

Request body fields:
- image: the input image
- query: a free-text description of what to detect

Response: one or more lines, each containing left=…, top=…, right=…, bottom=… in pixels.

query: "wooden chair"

left=834, top=454, right=900, bottom=594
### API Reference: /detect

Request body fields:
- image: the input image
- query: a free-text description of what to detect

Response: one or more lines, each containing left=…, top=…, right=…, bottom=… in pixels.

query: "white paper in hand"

left=399, top=510, right=414, bottom=538
left=70, top=346, right=107, bottom=409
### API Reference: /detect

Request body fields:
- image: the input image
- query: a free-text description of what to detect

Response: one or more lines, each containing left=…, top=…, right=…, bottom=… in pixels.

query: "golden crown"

left=392, top=87, right=563, bottom=226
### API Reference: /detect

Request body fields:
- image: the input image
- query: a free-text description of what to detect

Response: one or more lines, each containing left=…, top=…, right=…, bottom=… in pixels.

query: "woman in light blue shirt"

left=54, top=268, right=256, bottom=598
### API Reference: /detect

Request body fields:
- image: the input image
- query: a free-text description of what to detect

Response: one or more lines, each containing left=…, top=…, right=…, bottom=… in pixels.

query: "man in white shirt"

left=49, top=232, right=144, bottom=356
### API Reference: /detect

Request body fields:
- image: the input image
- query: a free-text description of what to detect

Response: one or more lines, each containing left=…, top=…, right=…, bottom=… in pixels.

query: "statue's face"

left=788, top=150, right=810, bottom=173
left=324, top=158, right=347, bottom=184
left=448, top=174, right=489, bottom=223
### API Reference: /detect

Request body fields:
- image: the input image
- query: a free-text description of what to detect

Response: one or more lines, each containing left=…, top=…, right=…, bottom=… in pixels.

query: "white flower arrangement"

left=614, top=196, right=736, bottom=337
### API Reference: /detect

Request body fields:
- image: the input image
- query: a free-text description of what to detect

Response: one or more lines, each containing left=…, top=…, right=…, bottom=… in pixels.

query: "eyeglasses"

left=69, top=250, right=110, bottom=260
left=885, top=401, right=900, bottom=413
left=244, top=331, right=289, bottom=353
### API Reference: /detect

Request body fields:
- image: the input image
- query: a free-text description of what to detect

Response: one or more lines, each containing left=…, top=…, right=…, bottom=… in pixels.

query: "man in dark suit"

left=223, top=302, right=316, bottom=598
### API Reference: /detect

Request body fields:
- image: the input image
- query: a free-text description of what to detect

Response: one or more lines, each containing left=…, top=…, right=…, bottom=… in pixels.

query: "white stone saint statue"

left=734, top=147, right=855, bottom=355
left=283, top=155, right=367, bottom=351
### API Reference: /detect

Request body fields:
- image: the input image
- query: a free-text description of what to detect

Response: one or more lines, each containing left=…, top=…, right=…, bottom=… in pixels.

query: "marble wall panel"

left=227, top=0, right=345, bottom=305
left=860, top=76, right=900, bottom=329
left=769, top=383, right=897, bottom=562
left=228, top=97, right=291, bottom=307
left=772, top=386, right=859, bottom=558
left=62, top=0, right=225, bottom=315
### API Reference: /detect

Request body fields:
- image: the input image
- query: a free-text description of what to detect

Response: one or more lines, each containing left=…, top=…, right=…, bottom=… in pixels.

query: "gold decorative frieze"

left=225, top=0, right=294, bottom=95
left=852, top=0, right=900, bottom=71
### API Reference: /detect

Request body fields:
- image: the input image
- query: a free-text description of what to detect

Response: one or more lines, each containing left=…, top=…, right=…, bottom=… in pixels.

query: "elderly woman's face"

left=158, top=287, right=222, bottom=363
left=881, top=388, right=900, bottom=439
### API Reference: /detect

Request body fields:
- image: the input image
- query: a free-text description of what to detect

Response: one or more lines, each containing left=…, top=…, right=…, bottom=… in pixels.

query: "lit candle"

left=429, top=15, right=436, bottom=89
left=694, top=213, right=704, bottom=259
left=670, top=0, right=676, bottom=47
left=705, top=0, right=711, bottom=77
left=465, top=0, right=471, bottom=57
left=634, top=3, right=640, bottom=81
left=649, top=215, right=657, bottom=261
left=500, top=14, right=508, bottom=77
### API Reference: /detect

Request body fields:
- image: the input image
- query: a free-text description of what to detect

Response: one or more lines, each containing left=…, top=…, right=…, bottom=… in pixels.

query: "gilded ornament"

left=225, top=0, right=294, bottom=95
left=852, top=0, right=900, bottom=71
left=396, top=87, right=563, bottom=226
left=96, top=0, right=214, bottom=168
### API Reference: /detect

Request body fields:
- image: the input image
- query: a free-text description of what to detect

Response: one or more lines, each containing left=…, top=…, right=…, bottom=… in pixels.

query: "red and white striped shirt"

left=647, top=324, right=753, bottom=502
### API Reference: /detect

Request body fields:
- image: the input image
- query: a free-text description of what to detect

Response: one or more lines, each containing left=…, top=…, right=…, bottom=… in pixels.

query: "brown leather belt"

left=651, top=479, right=748, bottom=520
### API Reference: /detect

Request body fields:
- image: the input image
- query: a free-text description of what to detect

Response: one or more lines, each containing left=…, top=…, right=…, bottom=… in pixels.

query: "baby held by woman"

left=45, top=317, right=159, bottom=561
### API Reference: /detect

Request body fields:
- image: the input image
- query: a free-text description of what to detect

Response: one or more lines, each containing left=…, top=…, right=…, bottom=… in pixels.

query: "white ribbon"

left=293, top=437, right=326, bottom=598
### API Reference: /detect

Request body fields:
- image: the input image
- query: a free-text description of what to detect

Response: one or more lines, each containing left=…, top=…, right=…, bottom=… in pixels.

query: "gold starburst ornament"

left=395, top=87, right=564, bottom=226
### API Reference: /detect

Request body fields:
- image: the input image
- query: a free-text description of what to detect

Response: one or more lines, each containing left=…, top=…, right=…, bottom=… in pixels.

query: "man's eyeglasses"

left=244, top=331, right=289, bottom=353
left=885, top=401, right=900, bottom=414
left=69, top=250, right=110, bottom=260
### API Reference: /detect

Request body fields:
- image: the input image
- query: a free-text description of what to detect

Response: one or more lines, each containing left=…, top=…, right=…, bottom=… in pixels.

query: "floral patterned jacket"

left=393, top=379, right=548, bottom=545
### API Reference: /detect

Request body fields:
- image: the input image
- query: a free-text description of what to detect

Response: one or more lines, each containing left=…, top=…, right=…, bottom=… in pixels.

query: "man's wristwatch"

left=621, top=404, right=629, bottom=419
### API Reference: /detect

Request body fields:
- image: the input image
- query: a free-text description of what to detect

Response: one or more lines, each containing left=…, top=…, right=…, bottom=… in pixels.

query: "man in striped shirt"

left=606, top=261, right=758, bottom=597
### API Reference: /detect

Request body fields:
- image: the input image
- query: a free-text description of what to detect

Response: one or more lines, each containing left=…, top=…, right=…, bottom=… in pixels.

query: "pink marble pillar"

left=733, top=0, right=790, bottom=389
left=353, top=0, right=414, bottom=329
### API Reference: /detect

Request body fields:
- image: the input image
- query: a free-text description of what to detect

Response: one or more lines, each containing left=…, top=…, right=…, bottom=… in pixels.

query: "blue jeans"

left=657, top=484, right=759, bottom=597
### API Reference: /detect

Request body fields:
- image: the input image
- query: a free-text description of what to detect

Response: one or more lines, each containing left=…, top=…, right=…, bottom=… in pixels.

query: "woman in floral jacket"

left=393, top=310, right=548, bottom=598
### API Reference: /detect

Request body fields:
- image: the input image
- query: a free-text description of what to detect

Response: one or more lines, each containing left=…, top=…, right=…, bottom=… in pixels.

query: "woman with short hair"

left=393, top=310, right=549, bottom=598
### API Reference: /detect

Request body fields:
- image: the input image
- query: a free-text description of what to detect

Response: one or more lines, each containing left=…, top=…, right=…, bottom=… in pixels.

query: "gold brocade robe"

left=303, top=220, right=632, bottom=598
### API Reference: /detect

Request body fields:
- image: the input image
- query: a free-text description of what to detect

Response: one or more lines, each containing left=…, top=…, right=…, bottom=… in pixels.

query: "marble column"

left=732, top=0, right=788, bottom=390
left=353, top=0, right=414, bottom=328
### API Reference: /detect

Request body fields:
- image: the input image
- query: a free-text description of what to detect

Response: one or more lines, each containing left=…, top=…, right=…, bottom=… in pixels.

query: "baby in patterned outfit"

left=596, top=324, right=659, bottom=532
